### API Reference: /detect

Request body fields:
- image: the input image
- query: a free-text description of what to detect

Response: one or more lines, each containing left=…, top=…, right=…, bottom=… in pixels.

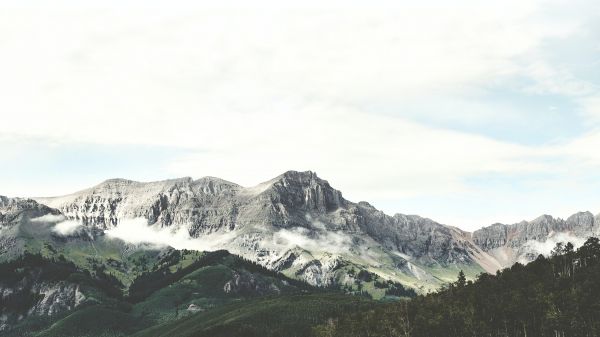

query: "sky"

left=1, top=0, right=600, bottom=231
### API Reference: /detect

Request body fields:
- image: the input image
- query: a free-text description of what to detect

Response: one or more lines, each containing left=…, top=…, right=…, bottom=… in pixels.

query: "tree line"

left=313, top=237, right=600, bottom=337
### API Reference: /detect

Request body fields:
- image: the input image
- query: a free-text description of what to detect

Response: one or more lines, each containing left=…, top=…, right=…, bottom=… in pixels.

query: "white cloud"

left=272, top=226, right=353, bottom=255
left=53, top=220, right=84, bottom=236
left=103, top=217, right=358, bottom=261
left=104, top=218, right=239, bottom=251
left=0, top=1, right=576, bottom=146
left=519, top=232, right=588, bottom=263
left=31, top=214, right=66, bottom=223
left=1, top=0, right=600, bottom=231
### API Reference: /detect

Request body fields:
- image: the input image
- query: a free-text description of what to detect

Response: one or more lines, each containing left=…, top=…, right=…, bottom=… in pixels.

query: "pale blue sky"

left=0, top=0, right=599, bottom=230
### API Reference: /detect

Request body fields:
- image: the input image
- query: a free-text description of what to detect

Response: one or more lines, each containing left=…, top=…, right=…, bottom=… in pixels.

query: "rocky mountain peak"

left=530, top=214, right=556, bottom=225
left=277, top=170, right=319, bottom=182
left=0, top=197, right=59, bottom=229
left=266, top=170, right=345, bottom=213
left=0, top=195, right=11, bottom=209
left=192, top=177, right=241, bottom=195
left=566, top=211, right=594, bottom=227
left=266, top=171, right=327, bottom=190
left=98, top=178, right=139, bottom=185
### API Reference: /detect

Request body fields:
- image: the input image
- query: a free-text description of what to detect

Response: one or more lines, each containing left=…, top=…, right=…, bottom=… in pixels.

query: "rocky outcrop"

left=0, top=268, right=88, bottom=330
left=27, top=282, right=85, bottom=316
left=223, top=270, right=281, bottom=295
left=354, top=203, right=480, bottom=265
left=0, top=196, right=59, bottom=227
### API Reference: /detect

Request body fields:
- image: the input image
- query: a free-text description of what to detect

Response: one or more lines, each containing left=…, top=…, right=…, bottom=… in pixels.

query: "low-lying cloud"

left=271, top=226, right=353, bottom=255
left=31, top=214, right=66, bottom=223
left=104, top=218, right=240, bottom=251
left=103, top=217, right=358, bottom=260
left=53, top=220, right=84, bottom=236
left=519, top=232, right=589, bottom=263
left=30, top=214, right=85, bottom=236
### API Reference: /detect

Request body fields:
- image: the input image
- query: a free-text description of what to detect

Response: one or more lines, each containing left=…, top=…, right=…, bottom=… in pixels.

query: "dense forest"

left=4, top=238, right=600, bottom=337
left=313, top=237, right=600, bottom=337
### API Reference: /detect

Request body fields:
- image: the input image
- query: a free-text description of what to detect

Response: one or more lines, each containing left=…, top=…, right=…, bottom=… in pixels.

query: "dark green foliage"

left=0, top=253, right=123, bottom=313
left=356, top=269, right=373, bottom=282
left=314, top=237, right=600, bottom=337
left=384, top=280, right=417, bottom=298
left=127, top=250, right=314, bottom=303
left=455, top=269, right=466, bottom=287
left=128, top=250, right=229, bottom=302
left=132, top=294, right=375, bottom=337
left=0, top=253, right=127, bottom=336
left=35, top=305, right=141, bottom=337
left=15, top=238, right=600, bottom=337
left=1, top=291, right=44, bottom=316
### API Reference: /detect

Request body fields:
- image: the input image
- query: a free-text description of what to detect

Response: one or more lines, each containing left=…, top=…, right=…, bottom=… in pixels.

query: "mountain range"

left=2, top=170, right=599, bottom=335
left=24, top=170, right=600, bottom=289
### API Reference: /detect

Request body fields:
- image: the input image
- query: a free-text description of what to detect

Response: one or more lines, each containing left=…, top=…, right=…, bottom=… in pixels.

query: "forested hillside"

left=313, top=237, right=600, bottom=337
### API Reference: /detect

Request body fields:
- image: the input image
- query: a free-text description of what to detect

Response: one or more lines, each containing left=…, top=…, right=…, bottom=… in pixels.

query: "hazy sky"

left=1, top=0, right=599, bottom=231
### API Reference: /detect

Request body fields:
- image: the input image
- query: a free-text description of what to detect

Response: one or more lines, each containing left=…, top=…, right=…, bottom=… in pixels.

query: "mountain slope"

left=131, top=294, right=375, bottom=337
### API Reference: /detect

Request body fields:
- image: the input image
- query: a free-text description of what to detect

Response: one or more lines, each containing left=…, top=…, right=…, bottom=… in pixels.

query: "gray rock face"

left=0, top=196, right=58, bottom=226
left=473, top=212, right=599, bottom=251
left=0, top=197, right=62, bottom=260
left=223, top=270, right=281, bottom=295
left=355, top=204, right=480, bottom=264
left=472, top=212, right=600, bottom=266
left=27, top=282, right=85, bottom=316
left=471, top=223, right=508, bottom=251
left=0, top=267, right=87, bottom=329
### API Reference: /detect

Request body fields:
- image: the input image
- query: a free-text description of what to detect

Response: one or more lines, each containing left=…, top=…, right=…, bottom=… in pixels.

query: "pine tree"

left=456, top=270, right=466, bottom=288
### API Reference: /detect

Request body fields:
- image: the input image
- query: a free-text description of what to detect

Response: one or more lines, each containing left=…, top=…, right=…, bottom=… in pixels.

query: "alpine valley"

left=1, top=170, right=599, bottom=337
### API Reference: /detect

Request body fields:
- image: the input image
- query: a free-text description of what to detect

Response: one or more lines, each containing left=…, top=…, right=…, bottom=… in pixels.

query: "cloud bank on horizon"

left=1, top=0, right=600, bottom=230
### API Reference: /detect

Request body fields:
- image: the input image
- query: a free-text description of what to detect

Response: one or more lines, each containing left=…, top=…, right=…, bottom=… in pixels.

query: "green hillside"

left=132, top=294, right=375, bottom=337
left=0, top=249, right=331, bottom=337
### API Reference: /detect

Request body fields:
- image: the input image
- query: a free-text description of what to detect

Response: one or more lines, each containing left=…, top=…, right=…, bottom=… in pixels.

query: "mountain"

left=34, top=170, right=500, bottom=292
left=0, top=196, right=63, bottom=261
left=472, top=212, right=600, bottom=266
left=12, top=170, right=599, bottom=293
left=0, top=203, right=323, bottom=337
left=2, top=170, right=600, bottom=336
